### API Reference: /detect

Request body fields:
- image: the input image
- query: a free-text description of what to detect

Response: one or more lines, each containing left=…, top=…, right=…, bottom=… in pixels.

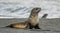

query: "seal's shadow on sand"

left=28, top=29, right=60, bottom=32
left=1, top=27, right=50, bottom=31
left=29, top=29, right=51, bottom=32
left=1, top=27, right=60, bottom=32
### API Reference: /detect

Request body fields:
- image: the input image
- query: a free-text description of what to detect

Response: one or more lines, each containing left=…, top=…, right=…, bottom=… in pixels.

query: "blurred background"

left=0, top=0, right=60, bottom=19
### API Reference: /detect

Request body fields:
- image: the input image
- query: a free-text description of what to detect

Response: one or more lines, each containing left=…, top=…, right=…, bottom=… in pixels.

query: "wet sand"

left=0, top=18, right=60, bottom=33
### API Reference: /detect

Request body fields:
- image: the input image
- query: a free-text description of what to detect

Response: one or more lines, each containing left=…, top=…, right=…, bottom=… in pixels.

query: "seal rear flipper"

left=6, top=24, right=14, bottom=28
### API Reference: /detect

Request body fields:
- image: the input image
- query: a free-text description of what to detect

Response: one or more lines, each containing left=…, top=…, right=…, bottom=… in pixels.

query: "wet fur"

left=27, top=7, right=41, bottom=29
left=42, top=14, right=48, bottom=18
left=6, top=7, right=41, bottom=29
left=6, top=22, right=29, bottom=29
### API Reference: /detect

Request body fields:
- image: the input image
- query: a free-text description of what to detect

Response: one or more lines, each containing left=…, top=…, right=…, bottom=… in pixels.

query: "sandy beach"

left=0, top=18, right=60, bottom=33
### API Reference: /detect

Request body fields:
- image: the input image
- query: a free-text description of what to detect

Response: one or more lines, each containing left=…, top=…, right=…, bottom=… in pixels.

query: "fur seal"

left=6, top=7, right=41, bottom=29
left=27, top=7, right=41, bottom=29
left=42, top=14, right=48, bottom=18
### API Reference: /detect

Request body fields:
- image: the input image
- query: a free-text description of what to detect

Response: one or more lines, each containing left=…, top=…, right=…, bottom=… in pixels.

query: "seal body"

left=6, top=7, right=41, bottom=29
left=6, top=22, right=29, bottom=29
left=28, top=15, right=39, bottom=26
left=42, top=14, right=48, bottom=18
left=27, top=7, right=41, bottom=29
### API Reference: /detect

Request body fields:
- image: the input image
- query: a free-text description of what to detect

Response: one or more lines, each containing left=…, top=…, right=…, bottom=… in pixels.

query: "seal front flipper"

left=34, top=24, right=41, bottom=29
left=28, top=23, right=33, bottom=29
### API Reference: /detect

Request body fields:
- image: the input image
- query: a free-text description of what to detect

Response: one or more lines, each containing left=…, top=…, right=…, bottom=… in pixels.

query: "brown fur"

left=6, top=7, right=41, bottom=29
left=42, top=14, right=48, bottom=18
left=6, top=22, right=29, bottom=29
left=28, top=7, right=41, bottom=26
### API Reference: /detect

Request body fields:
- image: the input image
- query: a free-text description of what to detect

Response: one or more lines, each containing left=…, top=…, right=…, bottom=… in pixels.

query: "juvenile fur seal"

left=27, top=7, right=41, bottom=29
left=42, top=14, right=48, bottom=18
left=6, top=7, right=41, bottom=29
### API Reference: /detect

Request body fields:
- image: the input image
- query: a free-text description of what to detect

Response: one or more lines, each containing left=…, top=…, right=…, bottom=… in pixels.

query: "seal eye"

left=36, top=8, right=38, bottom=10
